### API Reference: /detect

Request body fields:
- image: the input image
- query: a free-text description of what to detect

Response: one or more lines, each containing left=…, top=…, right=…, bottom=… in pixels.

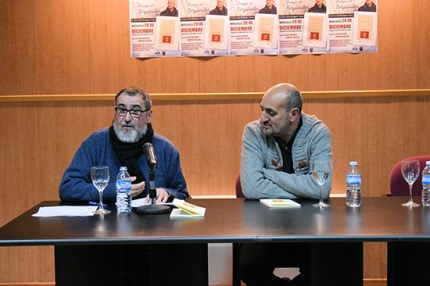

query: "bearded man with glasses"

left=59, top=86, right=189, bottom=203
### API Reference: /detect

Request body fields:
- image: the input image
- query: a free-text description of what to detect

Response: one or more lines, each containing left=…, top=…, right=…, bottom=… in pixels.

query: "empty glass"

left=401, top=160, right=420, bottom=207
left=312, top=160, right=331, bottom=208
left=91, top=166, right=111, bottom=214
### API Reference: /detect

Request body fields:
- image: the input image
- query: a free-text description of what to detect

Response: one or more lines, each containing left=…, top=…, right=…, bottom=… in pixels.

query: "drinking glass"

left=401, top=160, right=420, bottom=207
left=91, top=166, right=111, bottom=214
left=312, top=160, right=331, bottom=208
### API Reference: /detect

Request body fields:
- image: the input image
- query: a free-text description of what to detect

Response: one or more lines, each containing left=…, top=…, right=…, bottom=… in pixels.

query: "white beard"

left=113, top=123, right=147, bottom=143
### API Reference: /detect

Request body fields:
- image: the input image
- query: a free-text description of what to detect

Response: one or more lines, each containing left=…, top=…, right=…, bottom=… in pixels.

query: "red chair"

left=390, top=155, right=430, bottom=196
left=235, top=173, right=245, bottom=198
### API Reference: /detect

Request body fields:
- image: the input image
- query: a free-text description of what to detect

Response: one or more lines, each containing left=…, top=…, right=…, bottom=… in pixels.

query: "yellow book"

left=260, top=199, right=301, bottom=208
left=170, top=199, right=206, bottom=218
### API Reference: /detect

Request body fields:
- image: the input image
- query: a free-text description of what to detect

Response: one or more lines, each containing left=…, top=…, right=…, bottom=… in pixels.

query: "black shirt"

left=276, top=117, right=303, bottom=174
left=308, top=4, right=326, bottom=13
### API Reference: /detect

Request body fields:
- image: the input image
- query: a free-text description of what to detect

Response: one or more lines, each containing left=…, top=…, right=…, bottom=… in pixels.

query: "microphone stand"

left=136, top=166, right=171, bottom=214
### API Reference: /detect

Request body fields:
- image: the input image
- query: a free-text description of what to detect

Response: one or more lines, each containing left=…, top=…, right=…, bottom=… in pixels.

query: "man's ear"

left=147, top=110, right=153, bottom=123
left=290, top=107, right=300, bottom=121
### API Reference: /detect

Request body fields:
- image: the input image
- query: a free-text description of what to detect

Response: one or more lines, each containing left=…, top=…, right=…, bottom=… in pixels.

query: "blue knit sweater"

left=59, top=127, right=189, bottom=202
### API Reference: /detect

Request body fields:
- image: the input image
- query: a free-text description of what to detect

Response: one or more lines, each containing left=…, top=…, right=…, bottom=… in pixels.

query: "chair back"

left=235, top=173, right=245, bottom=198
left=390, top=155, right=430, bottom=196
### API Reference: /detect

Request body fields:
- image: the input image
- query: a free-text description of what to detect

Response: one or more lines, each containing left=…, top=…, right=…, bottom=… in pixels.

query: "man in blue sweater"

left=59, top=86, right=189, bottom=203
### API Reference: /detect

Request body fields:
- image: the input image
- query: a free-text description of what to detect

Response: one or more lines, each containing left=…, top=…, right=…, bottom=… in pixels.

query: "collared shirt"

left=276, top=117, right=303, bottom=174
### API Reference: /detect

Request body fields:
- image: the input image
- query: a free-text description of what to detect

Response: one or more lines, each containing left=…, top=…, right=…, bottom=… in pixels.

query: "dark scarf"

left=109, top=123, right=154, bottom=184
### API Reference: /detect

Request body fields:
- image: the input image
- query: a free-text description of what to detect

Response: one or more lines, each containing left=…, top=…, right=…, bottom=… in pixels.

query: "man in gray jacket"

left=239, top=83, right=333, bottom=285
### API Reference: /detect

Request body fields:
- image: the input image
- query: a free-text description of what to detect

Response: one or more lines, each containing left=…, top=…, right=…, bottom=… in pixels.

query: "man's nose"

left=124, top=111, right=133, bottom=121
left=260, top=112, right=268, bottom=122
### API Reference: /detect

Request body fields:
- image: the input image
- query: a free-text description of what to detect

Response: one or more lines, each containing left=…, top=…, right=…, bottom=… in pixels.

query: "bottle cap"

left=119, top=166, right=127, bottom=171
left=349, top=161, right=358, bottom=166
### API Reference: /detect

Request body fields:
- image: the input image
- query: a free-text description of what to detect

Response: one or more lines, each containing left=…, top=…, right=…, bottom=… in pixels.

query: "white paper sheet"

left=32, top=206, right=98, bottom=217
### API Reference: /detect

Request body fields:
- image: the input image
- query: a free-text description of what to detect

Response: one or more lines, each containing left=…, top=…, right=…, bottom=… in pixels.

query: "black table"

left=1, top=197, right=429, bottom=286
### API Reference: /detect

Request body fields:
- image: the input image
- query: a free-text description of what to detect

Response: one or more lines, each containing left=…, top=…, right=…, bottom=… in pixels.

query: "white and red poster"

left=130, top=0, right=180, bottom=57
left=229, top=0, right=278, bottom=55
left=279, top=0, right=328, bottom=54
left=129, top=0, right=377, bottom=57
left=328, top=0, right=377, bottom=53
left=180, top=0, right=229, bottom=56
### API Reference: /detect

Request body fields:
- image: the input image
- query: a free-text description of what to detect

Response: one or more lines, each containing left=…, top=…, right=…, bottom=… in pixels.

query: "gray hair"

left=114, top=86, right=152, bottom=110
left=285, top=85, right=303, bottom=113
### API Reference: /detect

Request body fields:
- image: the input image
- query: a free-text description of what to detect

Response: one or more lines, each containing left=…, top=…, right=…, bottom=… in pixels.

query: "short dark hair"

left=286, top=87, right=303, bottom=113
left=114, top=86, right=152, bottom=110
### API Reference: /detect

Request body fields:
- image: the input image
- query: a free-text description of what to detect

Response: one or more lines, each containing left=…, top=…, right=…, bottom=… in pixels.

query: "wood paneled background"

left=1, top=0, right=430, bottom=284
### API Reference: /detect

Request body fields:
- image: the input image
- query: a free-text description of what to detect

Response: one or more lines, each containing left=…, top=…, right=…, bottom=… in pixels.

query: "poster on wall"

left=229, top=0, right=278, bottom=55
left=203, top=14, right=230, bottom=52
left=154, top=16, right=180, bottom=51
left=129, top=0, right=377, bottom=57
left=328, top=0, right=377, bottom=53
left=180, top=0, right=229, bottom=57
left=130, top=0, right=181, bottom=58
left=278, top=0, right=328, bottom=55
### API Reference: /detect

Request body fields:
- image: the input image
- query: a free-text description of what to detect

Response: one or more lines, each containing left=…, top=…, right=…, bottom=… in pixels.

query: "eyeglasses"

left=114, top=107, right=149, bottom=118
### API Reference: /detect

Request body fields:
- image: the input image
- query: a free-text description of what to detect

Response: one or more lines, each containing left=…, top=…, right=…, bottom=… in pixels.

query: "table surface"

left=1, top=197, right=430, bottom=246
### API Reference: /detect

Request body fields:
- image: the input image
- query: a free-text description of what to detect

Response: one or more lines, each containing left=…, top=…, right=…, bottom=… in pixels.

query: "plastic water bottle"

left=116, top=166, right=132, bottom=213
left=346, top=161, right=362, bottom=207
left=422, top=161, right=430, bottom=206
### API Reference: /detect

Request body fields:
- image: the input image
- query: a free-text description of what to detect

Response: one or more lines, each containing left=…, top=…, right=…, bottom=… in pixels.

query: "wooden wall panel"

left=2, top=0, right=430, bottom=96
left=0, top=0, right=36, bottom=95
left=309, top=53, right=365, bottom=92
left=199, top=56, right=255, bottom=93
left=364, top=242, right=387, bottom=278
left=418, top=1, right=430, bottom=88
left=375, top=0, right=420, bottom=89
left=252, top=55, right=310, bottom=92
left=34, top=0, right=91, bottom=94
left=88, top=0, right=138, bottom=93
left=0, top=247, right=54, bottom=283
left=0, top=103, right=38, bottom=221
left=141, top=57, right=202, bottom=93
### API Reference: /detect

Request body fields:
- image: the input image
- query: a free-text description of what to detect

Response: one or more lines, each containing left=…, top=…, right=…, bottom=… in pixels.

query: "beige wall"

left=1, top=0, right=430, bottom=284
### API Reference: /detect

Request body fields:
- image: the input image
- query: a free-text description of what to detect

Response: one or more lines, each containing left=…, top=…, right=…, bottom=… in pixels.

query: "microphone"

left=136, top=142, right=170, bottom=215
left=143, top=142, right=157, bottom=168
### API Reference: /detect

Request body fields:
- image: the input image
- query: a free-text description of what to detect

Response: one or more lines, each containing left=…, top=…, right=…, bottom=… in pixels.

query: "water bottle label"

left=116, top=178, right=132, bottom=213
left=116, top=179, right=131, bottom=192
left=346, top=174, right=361, bottom=185
left=423, top=175, right=430, bottom=184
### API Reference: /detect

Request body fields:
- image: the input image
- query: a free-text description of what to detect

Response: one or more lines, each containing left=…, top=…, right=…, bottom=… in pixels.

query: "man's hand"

left=130, top=176, right=145, bottom=198
left=145, top=188, right=170, bottom=203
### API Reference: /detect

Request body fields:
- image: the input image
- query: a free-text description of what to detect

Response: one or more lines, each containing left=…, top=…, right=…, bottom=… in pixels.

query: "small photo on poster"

left=154, top=16, right=179, bottom=51
left=253, top=13, right=278, bottom=49
left=203, top=15, right=229, bottom=50
left=302, top=12, right=328, bottom=48
left=352, top=11, right=377, bottom=46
